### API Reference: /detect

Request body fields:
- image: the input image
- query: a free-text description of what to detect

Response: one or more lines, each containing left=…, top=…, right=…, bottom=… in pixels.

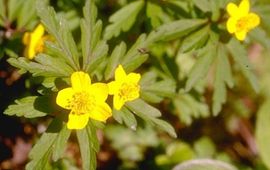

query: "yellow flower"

left=226, top=0, right=260, bottom=41
left=56, top=71, right=112, bottom=129
left=108, top=65, right=141, bottom=110
left=23, top=24, right=50, bottom=59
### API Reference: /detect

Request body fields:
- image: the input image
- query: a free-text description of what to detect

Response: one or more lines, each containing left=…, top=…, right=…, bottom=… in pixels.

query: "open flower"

left=108, top=65, right=141, bottom=110
left=226, top=0, right=260, bottom=41
left=56, top=71, right=112, bottom=129
left=23, top=24, right=50, bottom=59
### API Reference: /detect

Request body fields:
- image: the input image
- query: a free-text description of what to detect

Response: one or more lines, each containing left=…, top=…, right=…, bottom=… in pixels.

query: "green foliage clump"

left=1, top=0, right=270, bottom=170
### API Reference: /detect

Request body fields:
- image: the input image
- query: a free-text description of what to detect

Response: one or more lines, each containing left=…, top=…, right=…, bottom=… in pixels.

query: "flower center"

left=119, top=83, right=140, bottom=101
left=35, top=36, right=51, bottom=54
left=236, top=16, right=252, bottom=32
left=68, top=92, right=96, bottom=115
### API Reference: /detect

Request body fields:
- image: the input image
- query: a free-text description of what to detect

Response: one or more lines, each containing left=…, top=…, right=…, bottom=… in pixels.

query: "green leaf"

left=143, top=79, right=176, bottom=97
left=194, top=137, right=216, bottom=158
left=91, top=20, right=103, bottom=52
left=17, top=0, right=36, bottom=28
left=81, top=0, right=98, bottom=70
left=86, top=40, right=108, bottom=75
left=249, top=28, right=270, bottom=49
left=8, top=0, right=23, bottom=22
left=166, top=142, right=195, bottom=164
left=151, top=118, right=177, bottom=138
left=185, top=44, right=216, bottom=91
left=36, top=0, right=80, bottom=70
left=227, top=39, right=259, bottom=92
left=0, top=0, right=6, bottom=26
left=126, top=99, right=161, bottom=118
left=140, top=71, right=176, bottom=102
left=192, top=0, right=211, bottom=12
left=126, top=99, right=177, bottom=138
left=173, top=92, right=209, bottom=125
left=26, top=119, right=63, bottom=170
left=4, top=96, right=52, bottom=118
left=255, top=100, right=270, bottom=169
left=4, top=48, right=19, bottom=58
left=34, top=54, right=74, bottom=77
left=113, top=108, right=137, bottom=130
left=104, top=125, right=158, bottom=161
left=104, top=1, right=144, bottom=40
left=76, top=123, right=98, bottom=170
left=8, top=54, right=74, bottom=77
left=52, top=125, right=71, bottom=161
left=121, top=34, right=149, bottom=72
left=123, top=54, right=148, bottom=73
left=45, top=41, right=67, bottom=59
left=173, top=159, right=237, bottom=170
left=210, top=0, right=220, bottom=21
left=140, top=91, right=163, bottom=103
left=156, top=19, right=207, bottom=41
left=180, top=25, right=210, bottom=53
left=212, top=44, right=234, bottom=115
left=105, top=42, right=126, bottom=80
left=146, top=2, right=164, bottom=28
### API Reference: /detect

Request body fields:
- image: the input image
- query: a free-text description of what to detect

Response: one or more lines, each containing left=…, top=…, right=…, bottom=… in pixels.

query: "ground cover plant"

left=0, top=0, right=270, bottom=169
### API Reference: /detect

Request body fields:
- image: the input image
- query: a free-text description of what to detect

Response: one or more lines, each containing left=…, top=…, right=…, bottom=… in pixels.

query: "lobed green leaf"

left=26, top=119, right=65, bottom=170
left=173, top=92, right=209, bottom=125
left=180, top=25, right=210, bottom=53
left=227, top=39, right=259, bottom=92
left=36, top=0, right=80, bottom=70
left=104, top=1, right=144, bottom=40
left=105, top=42, right=126, bottom=80
left=156, top=19, right=207, bottom=41
left=126, top=99, right=177, bottom=138
left=113, top=108, right=137, bottom=130
left=185, top=44, right=216, bottom=91
left=255, top=100, right=270, bottom=169
left=52, top=125, right=71, bottom=161
left=81, top=0, right=98, bottom=70
left=76, top=123, right=99, bottom=170
left=212, top=44, right=234, bottom=115
left=4, top=96, right=52, bottom=118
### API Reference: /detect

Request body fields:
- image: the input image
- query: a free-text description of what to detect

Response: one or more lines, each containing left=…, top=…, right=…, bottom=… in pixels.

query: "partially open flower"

left=56, top=71, right=112, bottom=129
left=23, top=24, right=51, bottom=59
left=226, top=0, right=260, bottom=41
left=108, top=65, right=141, bottom=110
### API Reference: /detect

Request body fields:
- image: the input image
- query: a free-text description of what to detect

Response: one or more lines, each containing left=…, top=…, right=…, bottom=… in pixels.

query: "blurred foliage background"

left=1, top=0, right=270, bottom=170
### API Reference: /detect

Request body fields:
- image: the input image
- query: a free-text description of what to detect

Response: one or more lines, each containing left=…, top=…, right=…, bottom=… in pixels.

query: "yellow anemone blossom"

left=56, top=71, right=112, bottom=129
left=108, top=65, right=141, bottom=110
left=226, top=0, right=260, bottom=41
left=23, top=24, right=50, bottom=59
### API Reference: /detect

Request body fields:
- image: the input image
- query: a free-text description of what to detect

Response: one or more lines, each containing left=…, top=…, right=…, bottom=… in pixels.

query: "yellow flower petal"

left=56, top=87, right=75, bottom=109
left=247, top=13, right=260, bottom=29
left=113, top=95, right=125, bottom=110
left=32, top=24, right=45, bottom=38
left=128, top=89, right=140, bottom=101
left=89, top=103, right=112, bottom=121
left=71, top=71, right=91, bottom=91
left=226, top=17, right=237, bottom=33
left=90, top=83, right=109, bottom=102
left=235, top=30, right=247, bottom=41
left=67, top=113, right=89, bottom=129
left=23, top=32, right=30, bottom=45
left=108, top=81, right=119, bottom=95
left=226, top=3, right=239, bottom=17
left=239, top=0, right=250, bottom=16
left=126, top=73, right=141, bottom=84
left=115, top=65, right=127, bottom=81
left=28, top=24, right=45, bottom=59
